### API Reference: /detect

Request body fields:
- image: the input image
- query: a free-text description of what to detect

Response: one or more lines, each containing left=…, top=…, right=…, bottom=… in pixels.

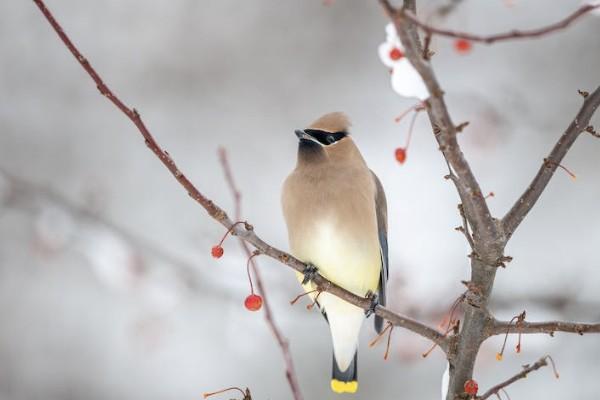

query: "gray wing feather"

left=371, top=171, right=388, bottom=334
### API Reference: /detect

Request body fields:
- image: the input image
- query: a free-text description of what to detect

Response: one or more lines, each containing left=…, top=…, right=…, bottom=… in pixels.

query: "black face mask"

left=304, top=129, right=347, bottom=146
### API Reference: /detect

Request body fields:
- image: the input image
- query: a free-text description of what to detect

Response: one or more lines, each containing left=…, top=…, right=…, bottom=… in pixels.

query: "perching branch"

left=32, top=0, right=447, bottom=350
left=502, top=86, right=600, bottom=240
left=402, top=4, right=600, bottom=45
left=490, top=319, right=600, bottom=337
left=478, top=356, right=559, bottom=400
left=218, top=149, right=303, bottom=400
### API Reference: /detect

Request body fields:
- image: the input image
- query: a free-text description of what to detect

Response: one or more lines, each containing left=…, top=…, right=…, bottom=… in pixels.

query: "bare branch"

left=490, top=319, right=600, bottom=336
left=402, top=4, right=599, bottom=44
left=33, top=0, right=447, bottom=349
left=479, top=356, right=559, bottom=400
left=380, top=0, right=502, bottom=258
left=218, top=149, right=303, bottom=400
left=502, top=86, right=600, bottom=240
left=379, top=4, right=506, bottom=397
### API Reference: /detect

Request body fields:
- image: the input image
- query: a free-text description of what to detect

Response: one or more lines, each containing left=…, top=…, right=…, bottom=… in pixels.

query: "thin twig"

left=368, top=321, right=395, bottom=361
left=490, top=319, right=600, bottom=337
left=455, top=203, right=474, bottom=250
left=218, top=148, right=303, bottom=400
left=479, top=356, right=559, bottom=400
left=33, top=0, right=447, bottom=349
left=502, top=87, right=600, bottom=240
left=203, top=387, right=252, bottom=400
left=402, top=4, right=599, bottom=44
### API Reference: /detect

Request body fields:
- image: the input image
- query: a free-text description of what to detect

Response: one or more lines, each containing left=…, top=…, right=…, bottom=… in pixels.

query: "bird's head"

left=294, top=112, right=361, bottom=165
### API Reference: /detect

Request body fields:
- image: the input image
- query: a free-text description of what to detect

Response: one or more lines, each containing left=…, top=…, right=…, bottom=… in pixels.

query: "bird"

left=281, top=112, right=388, bottom=394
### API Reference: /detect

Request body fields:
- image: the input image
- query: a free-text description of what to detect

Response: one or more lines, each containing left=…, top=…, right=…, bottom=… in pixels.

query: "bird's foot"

left=301, top=263, right=319, bottom=285
left=365, top=290, right=379, bottom=318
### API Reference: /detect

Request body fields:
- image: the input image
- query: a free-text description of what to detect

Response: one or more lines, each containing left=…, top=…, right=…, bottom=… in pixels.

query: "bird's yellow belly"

left=291, top=220, right=380, bottom=297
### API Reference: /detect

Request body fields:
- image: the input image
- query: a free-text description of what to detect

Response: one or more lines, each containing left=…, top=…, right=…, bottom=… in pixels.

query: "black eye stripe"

left=304, top=129, right=347, bottom=145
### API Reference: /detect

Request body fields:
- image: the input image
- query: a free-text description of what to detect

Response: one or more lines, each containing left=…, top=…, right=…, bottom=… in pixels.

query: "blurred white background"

left=1, top=0, right=599, bottom=399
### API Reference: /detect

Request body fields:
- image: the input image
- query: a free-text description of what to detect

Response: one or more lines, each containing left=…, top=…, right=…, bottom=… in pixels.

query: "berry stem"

left=546, top=355, right=560, bottom=378
left=405, top=104, right=422, bottom=149
left=306, top=291, right=323, bottom=310
left=544, top=159, right=577, bottom=180
left=203, top=387, right=247, bottom=399
left=217, top=221, right=246, bottom=247
left=384, top=324, right=394, bottom=360
left=246, top=251, right=260, bottom=295
left=368, top=322, right=395, bottom=360
left=289, top=289, right=320, bottom=306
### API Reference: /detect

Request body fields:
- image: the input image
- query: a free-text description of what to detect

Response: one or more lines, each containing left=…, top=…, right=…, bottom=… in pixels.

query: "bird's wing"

left=371, top=171, right=388, bottom=333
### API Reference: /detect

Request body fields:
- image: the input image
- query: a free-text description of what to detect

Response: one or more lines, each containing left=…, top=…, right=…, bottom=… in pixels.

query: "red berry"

left=211, top=245, right=224, bottom=258
left=464, top=379, right=478, bottom=396
left=454, top=39, right=472, bottom=54
left=244, top=294, right=263, bottom=311
left=389, top=47, right=404, bottom=61
left=395, top=147, right=407, bottom=164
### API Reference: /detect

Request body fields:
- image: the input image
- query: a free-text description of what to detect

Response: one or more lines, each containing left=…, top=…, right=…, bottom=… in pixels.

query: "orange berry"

left=464, top=379, right=478, bottom=396
left=454, top=39, right=472, bottom=54
left=244, top=294, right=263, bottom=311
left=395, top=147, right=407, bottom=164
left=389, top=47, right=404, bottom=61
left=211, top=245, right=224, bottom=258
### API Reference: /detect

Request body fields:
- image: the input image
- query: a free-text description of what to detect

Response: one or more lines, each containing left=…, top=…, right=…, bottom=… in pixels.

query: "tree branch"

left=380, top=0, right=502, bottom=257
left=502, top=86, right=600, bottom=240
left=490, top=319, right=600, bottom=336
left=381, top=3, right=504, bottom=398
left=402, top=4, right=599, bottom=44
left=218, top=149, right=303, bottom=400
left=479, top=356, right=559, bottom=400
left=32, top=0, right=447, bottom=350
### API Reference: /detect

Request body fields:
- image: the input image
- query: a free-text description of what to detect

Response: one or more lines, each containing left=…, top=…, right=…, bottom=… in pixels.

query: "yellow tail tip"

left=331, top=379, right=358, bottom=394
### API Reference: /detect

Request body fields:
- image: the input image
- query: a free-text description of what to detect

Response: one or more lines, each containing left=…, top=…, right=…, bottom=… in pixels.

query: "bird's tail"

left=331, top=351, right=358, bottom=394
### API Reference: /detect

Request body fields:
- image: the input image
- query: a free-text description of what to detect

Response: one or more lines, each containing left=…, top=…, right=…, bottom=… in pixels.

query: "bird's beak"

left=295, top=129, right=316, bottom=142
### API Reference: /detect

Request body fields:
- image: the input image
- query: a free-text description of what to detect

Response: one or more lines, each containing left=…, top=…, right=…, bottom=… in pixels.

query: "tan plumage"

left=307, top=111, right=352, bottom=132
left=281, top=112, right=388, bottom=394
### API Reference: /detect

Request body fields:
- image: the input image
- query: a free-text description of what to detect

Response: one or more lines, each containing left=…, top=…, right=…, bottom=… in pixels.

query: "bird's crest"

left=308, top=112, right=351, bottom=133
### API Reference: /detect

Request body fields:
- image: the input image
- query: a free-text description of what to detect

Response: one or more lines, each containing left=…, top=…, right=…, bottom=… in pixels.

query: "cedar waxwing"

left=282, top=112, right=389, bottom=394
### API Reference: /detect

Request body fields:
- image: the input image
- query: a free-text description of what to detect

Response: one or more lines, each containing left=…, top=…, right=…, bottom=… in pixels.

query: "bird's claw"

left=365, top=290, right=379, bottom=318
left=302, top=263, right=319, bottom=285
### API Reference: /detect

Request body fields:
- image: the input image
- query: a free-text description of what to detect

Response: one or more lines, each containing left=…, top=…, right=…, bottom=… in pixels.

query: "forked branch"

left=502, top=86, right=600, bottom=240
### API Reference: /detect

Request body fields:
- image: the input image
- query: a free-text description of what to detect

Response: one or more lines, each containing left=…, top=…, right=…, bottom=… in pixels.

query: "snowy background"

left=1, top=0, right=599, bottom=399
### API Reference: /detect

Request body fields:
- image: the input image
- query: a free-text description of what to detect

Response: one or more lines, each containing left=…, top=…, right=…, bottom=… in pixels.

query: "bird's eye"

left=326, top=135, right=335, bottom=144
